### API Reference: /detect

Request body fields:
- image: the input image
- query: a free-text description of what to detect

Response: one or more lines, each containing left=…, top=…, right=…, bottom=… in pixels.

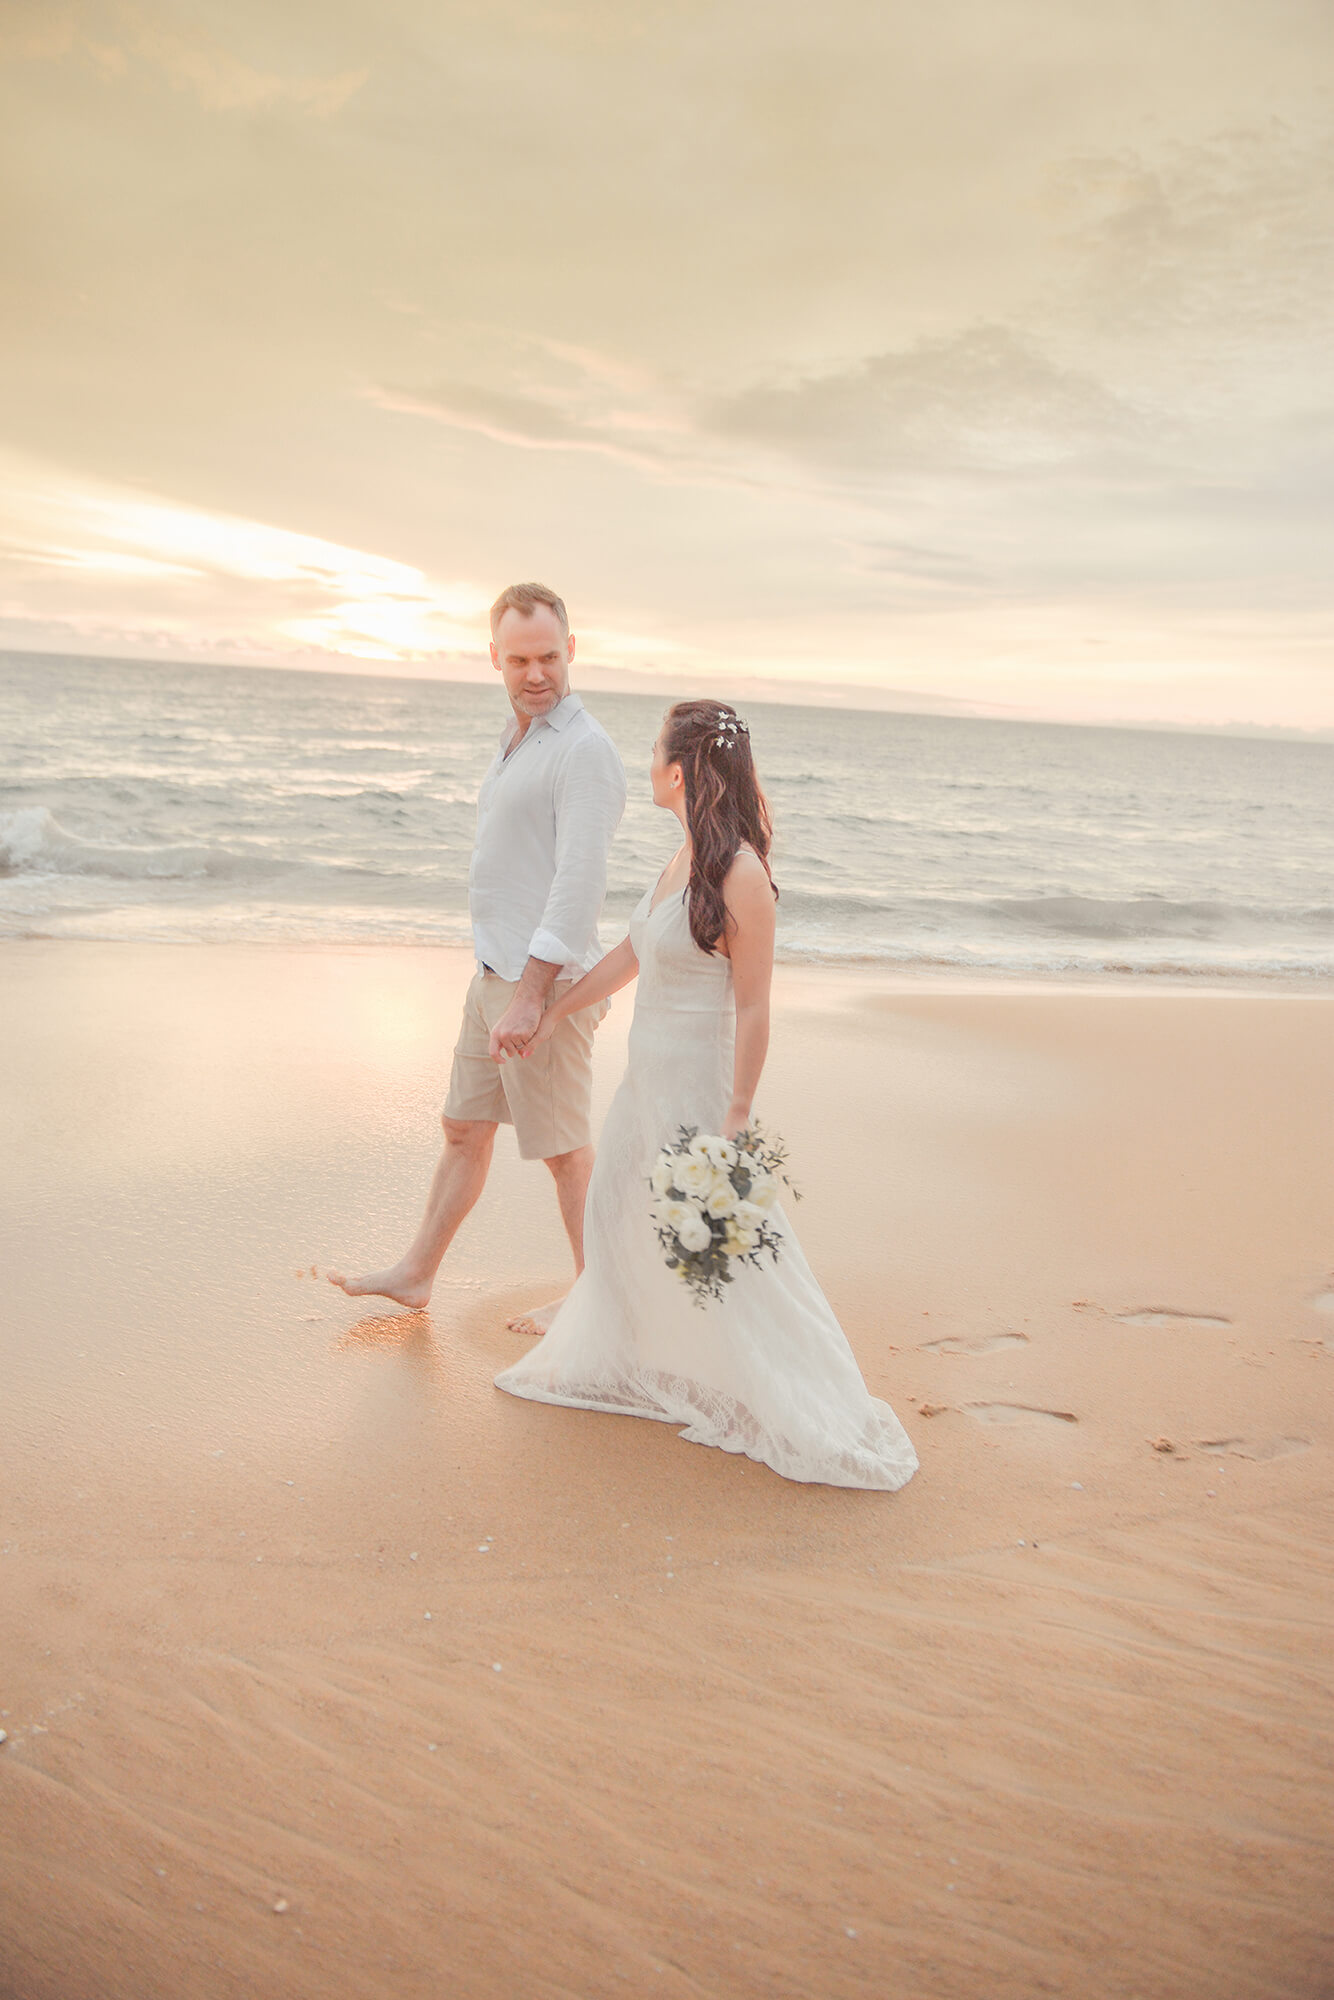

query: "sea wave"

left=773, top=936, right=1334, bottom=979
left=974, top=892, right=1334, bottom=939
left=0, top=805, right=278, bottom=884
left=774, top=885, right=1334, bottom=940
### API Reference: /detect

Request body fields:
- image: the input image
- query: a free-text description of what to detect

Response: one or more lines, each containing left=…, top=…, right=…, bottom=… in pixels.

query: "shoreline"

left=3, top=930, right=1331, bottom=997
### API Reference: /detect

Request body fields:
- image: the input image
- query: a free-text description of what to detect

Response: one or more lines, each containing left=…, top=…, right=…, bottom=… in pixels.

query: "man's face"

left=490, top=606, right=574, bottom=723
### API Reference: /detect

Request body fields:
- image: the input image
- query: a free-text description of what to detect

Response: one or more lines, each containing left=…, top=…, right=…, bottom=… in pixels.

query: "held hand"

left=722, top=1103, right=750, bottom=1144
left=520, top=1010, right=558, bottom=1058
left=489, top=992, right=545, bottom=1063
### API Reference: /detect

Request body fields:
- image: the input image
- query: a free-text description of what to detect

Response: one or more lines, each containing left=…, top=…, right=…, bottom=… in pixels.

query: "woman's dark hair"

left=661, top=700, right=777, bottom=956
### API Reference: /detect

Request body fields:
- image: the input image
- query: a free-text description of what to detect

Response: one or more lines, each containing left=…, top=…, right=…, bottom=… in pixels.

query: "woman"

left=494, top=700, right=917, bottom=1491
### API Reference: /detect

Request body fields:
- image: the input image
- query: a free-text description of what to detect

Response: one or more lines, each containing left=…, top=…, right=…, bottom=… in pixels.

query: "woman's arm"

left=499, top=932, right=640, bottom=1061
left=720, top=853, right=776, bottom=1139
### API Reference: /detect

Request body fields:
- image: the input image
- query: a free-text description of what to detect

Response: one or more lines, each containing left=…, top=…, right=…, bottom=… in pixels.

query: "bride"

left=493, top=699, right=917, bottom=1492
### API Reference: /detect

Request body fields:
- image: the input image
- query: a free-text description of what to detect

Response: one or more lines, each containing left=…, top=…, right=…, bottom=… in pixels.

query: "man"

left=330, top=582, right=627, bottom=1330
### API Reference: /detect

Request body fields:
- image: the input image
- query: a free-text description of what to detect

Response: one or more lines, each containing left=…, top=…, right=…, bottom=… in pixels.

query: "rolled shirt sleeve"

left=527, top=732, right=628, bottom=968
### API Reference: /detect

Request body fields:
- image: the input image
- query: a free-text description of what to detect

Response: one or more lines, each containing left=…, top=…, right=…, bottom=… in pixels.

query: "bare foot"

left=506, top=1297, right=566, bottom=1337
left=327, top=1265, right=432, bottom=1311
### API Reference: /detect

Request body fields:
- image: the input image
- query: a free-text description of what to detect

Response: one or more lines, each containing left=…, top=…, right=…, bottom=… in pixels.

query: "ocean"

left=2, top=651, right=1331, bottom=979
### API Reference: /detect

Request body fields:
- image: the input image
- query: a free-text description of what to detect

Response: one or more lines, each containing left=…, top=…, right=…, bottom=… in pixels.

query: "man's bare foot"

left=506, top=1297, right=566, bottom=1337
left=327, top=1265, right=433, bottom=1311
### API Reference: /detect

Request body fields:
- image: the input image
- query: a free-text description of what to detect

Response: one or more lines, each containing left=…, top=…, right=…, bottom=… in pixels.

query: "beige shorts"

left=443, top=971, right=607, bottom=1161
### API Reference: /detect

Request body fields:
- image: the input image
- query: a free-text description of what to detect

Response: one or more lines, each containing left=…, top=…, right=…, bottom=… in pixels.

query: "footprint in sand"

left=1196, top=1436, right=1311, bottom=1462
left=1114, top=1308, right=1231, bottom=1330
left=1299, top=1289, right=1334, bottom=1352
left=919, top=1331, right=1029, bottom=1355
left=963, top=1403, right=1077, bottom=1429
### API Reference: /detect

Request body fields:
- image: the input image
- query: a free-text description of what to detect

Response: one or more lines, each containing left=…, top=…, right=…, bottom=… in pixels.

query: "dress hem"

left=493, top=1372, right=918, bottom=1491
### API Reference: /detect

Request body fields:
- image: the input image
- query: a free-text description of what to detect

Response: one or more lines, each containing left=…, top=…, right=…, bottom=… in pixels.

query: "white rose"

left=677, top=1211, right=714, bottom=1254
left=744, top=1173, right=777, bottom=1211
left=662, top=1199, right=700, bottom=1234
left=724, top=1219, right=760, bottom=1254
left=700, top=1135, right=738, bottom=1170
left=705, top=1181, right=739, bottom=1219
left=650, top=1156, right=677, bottom=1197
left=676, top=1155, right=716, bottom=1198
left=732, top=1199, right=766, bottom=1232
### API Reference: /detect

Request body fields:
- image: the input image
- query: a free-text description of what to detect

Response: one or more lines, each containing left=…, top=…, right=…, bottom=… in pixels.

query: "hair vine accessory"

left=711, top=709, right=749, bottom=750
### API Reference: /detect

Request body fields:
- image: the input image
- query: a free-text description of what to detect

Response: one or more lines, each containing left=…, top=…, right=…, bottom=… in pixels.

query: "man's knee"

left=543, top=1143, right=594, bottom=1180
left=442, top=1115, right=496, bottom=1154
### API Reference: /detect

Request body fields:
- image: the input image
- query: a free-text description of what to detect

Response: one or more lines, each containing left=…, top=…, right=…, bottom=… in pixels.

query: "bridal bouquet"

left=649, top=1124, right=797, bottom=1307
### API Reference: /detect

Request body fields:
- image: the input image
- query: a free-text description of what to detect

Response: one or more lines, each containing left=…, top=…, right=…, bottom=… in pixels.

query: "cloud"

left=0, top=1, right=367, bottom=116
left=373, top=321, right=1163, bottom=501
left=709, top=325, right=1155, bottom=479
left=368, top=382, right=676, bottom=473
left=365, top=334, right=706, bottom=480
left=844, top=538, right=993, bottom=591
left=121, top=8, right=368, bottom=116
left=1, top=0, right=1331, bottom=724
left=0, top=452, right=488, bottom=662
left=1046, top=120, right=1334, bottom=339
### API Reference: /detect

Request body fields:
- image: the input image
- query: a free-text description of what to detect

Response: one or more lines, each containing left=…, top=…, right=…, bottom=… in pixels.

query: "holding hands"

left=488, top=952, right=567, bottom=1064
left=488, top=990, right=546, bottom=1063
left=488, top=1002, right=557, bottom=1062
left=490, top=932, right=642, bottom=1067
left=521, top=1009, right=558, bottom=1056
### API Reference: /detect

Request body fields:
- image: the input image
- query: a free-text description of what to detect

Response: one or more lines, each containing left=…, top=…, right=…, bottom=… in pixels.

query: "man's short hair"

left=489, top=582, right=569, bottom=638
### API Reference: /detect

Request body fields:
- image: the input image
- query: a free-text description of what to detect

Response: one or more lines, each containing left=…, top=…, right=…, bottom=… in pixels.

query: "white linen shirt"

left=468, top=692, right=627, bottom=982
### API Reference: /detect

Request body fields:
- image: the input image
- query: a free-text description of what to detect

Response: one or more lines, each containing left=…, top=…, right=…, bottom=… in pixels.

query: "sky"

left=1, top=0, right=1331, bottom=728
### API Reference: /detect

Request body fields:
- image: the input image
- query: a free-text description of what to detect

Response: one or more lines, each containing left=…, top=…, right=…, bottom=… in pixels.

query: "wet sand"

left=1, top=942, right=1332, bottom=1999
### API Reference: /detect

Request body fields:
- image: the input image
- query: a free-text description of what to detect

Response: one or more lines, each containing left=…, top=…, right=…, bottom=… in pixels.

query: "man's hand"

left=520, top=1010, right=558, bottom=1058
left=489, top=990, right=545, bottom=1063
left=488, top=955, right=562, bottom=1063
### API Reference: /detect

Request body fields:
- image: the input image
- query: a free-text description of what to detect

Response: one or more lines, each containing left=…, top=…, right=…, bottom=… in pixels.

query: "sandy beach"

left=1, top=940, right=1331, bottom=2000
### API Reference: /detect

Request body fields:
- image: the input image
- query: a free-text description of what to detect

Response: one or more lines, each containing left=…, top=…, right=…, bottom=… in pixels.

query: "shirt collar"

left=543, top=690, right=583, bottom=732
left=499, top=689, right=584, bottom=751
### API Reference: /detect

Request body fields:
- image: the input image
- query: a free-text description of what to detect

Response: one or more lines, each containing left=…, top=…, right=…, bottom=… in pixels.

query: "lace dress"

left=494, top=884, right=918, bottom=1490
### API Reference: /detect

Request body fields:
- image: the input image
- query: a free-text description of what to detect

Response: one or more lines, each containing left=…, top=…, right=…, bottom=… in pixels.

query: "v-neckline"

left=648, top=854, right=689, bottom=917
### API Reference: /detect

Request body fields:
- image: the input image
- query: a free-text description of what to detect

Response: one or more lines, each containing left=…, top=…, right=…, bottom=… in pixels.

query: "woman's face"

left=650, top=726, right=683, bottom=811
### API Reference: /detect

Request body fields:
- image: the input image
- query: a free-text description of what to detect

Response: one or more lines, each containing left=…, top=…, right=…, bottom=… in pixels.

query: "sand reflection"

left=336, top=1307, right=434, bottom=1353
left=334, top=1309, right=453, bottom=1415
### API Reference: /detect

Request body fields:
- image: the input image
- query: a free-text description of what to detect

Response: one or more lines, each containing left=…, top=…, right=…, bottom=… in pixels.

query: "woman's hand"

left=520, top=1009, right=558, bottom=1058
left=722, top=1102, right=751, bottom=1143
left=488, top=987, right=546, bottom=1062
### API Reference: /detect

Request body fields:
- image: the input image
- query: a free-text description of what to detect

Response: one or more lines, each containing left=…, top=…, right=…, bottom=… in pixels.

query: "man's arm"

left=489, top=732, right=627, bottom=1061
left=528, top=732, right=627, bottom=971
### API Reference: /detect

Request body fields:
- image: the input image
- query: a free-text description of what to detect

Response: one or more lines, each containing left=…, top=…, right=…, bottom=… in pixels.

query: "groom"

left=330, top=582, right=627, bottom=1329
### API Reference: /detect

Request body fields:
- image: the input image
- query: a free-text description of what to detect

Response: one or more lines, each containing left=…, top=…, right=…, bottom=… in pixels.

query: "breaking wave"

left=0, top=806, right=277, bottom=884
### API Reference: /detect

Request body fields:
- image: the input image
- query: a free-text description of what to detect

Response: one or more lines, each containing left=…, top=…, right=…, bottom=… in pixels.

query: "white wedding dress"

left=494, top=883, right=918, bottom=1490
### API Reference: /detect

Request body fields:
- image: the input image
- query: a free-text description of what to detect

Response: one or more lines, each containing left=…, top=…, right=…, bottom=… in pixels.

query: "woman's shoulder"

left=722, top=844, right=774, bottom=914
left=725, top=843, right=769, bottom=882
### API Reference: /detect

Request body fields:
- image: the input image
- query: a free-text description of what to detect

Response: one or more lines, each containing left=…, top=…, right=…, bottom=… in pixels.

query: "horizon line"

left=2, top=641, right=1331, bottom=747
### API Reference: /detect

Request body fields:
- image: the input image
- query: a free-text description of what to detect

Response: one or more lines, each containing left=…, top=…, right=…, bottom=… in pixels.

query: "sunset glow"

left=1, top=1, right=1330, bottom=728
